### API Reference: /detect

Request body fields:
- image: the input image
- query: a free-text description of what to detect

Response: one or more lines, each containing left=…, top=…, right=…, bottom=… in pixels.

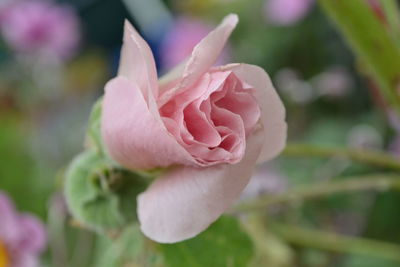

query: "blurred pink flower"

left=0, top=192, right=46, bottom=267
left=160, top=16, right=230, bottom=70
left=312, top=67, right=353, bottom=98
left=0, top=0, right=80, bottom=59
left=264, top=0, right=314, bottom=26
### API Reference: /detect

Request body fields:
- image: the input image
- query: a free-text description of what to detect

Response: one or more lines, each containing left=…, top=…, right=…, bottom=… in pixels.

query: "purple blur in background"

left=264, top=0, right=314, bottom=26
left=0, top=192, right=46, bottom=267
left=160, top=16, right=230, bottom=71
left=0, top=0, right=80, bottom=60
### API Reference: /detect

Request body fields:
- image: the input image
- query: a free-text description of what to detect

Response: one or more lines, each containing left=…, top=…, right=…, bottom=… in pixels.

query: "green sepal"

left=64, top=150, right=147, bottom=232
left=85, top=98, right=104, bottom=155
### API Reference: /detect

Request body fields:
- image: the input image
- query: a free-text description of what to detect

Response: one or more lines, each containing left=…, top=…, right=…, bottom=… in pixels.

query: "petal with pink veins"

left=137, top=128, right=264, bottom=243
left=101, top=76, right=197, bottom=170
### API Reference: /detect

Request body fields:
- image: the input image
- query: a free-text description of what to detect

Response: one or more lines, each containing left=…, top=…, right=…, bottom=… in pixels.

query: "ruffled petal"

left=137, top=128, right=264, bottom=243
left=158, top=14, right=238, bottom=105
left=230, top=64, right=287, bottom=162
left=101, top=76, right=196, bottom=170
left=118, top=20, right=159, bottom=101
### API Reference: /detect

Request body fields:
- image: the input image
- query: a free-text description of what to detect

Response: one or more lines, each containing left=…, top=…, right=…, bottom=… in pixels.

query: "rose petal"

left=137, top=128, right=264, bottom=243
left=101, top=76, right=197, bottom=169
left=118, top=20, right=159, bottom=101
left=158, top=14, right=238, bottom=105
left=231, top=64, right=287, bottom=162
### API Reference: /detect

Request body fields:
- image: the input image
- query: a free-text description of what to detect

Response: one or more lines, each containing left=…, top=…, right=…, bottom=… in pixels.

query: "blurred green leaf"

left=364, top=191, right=400, bottom=243
left=0, top=113, right=49, bottom=216
left=65, top=150, right=147, bottom=231
left=93, top=226, right=163, bottom=267
left=344, top=255, right=399, bottom=267
left=160, top=216, right=254, bottom=267
left=320, top=0, right=400, bottom=113
left=85, top=98, right=104, bottom=155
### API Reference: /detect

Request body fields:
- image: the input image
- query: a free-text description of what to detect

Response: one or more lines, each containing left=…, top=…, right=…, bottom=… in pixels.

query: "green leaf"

left=93, top=226, right=164, bottom=267
left=64, top=150, right=147, bottom=232
left=160, top=216, right=254, bottom=267
left=319, top=0, right=400, bottom=113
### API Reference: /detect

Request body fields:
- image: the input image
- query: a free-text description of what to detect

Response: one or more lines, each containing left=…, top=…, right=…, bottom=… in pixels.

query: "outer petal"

left=119, top=20, right=159, bottom=101
left=158, top=14, right=238, bottom=105
left=231, top=64, right=287, bottom=162
left=101, top=76, right=196, bottom=170
left=137, top=128, right=264, bottom=243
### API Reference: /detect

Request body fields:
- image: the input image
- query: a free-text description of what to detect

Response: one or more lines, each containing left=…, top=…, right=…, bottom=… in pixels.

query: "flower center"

left=0, top=241, right=9, bottom=267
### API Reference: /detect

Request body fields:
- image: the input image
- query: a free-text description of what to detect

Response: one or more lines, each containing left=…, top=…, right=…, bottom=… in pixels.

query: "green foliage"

left=320, top=0, right=400, bottom=113
left=344, top=255, right=400, bottom=267
left=0, top=113, right=49, bottom=216
left=93, top=226, right=163, bottom=267
left=160, top=216, right=254, bottom=267
left=64, top=150, right=147, bottom=232
left=85, top=98, right=105, bottom=155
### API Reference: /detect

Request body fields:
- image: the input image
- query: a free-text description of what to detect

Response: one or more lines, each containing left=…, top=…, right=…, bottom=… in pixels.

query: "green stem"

left=382, top=0, right=400, bottom=47
left=283, top=143, right=400, bottom=171
left=319, top=0, right=400, bottom=114
left=235, top=174, right=400, bottom=212
left=271, top=223, right=400, bottom=262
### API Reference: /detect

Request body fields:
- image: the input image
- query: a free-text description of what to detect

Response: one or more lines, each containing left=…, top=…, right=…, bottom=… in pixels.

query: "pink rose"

left=101, top=14, right=287, bottom=243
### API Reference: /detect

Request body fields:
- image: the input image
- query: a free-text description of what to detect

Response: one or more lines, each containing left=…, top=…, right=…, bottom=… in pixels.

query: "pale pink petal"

left=231, top=64, right=287, bottom=162
left=14, top=214, right=47, bottom=253
left=158, top=14, right=239, bottom=105
left=101, top=76, right=197, bottom=170
left=137, top=128, right=264, bottom=243
left=118, top=20, right=159, bottom=101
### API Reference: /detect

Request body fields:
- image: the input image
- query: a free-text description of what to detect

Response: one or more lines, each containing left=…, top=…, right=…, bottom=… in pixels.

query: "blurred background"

left=1, top=0, right=400, bottom=266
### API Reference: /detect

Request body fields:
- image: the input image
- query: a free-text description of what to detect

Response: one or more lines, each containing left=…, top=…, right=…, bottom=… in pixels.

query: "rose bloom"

left=0, top=0, right=80, bottom=59
left=0, top=192, right=47, bottom=267
left=101, top=14, right=287, bottom=243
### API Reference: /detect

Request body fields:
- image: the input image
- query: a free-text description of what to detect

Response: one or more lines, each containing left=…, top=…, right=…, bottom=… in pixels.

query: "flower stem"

left=235, top=174, right=400, bottom=212
left=270, top=223, right=400, bottom=262
left=283, top=143, right=400, bottom=171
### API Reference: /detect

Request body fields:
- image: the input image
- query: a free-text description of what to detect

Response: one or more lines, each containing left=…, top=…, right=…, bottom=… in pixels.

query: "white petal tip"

left=223, top=13, right=239, bottom=27
left=123, top=19, right=137, bottom=37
